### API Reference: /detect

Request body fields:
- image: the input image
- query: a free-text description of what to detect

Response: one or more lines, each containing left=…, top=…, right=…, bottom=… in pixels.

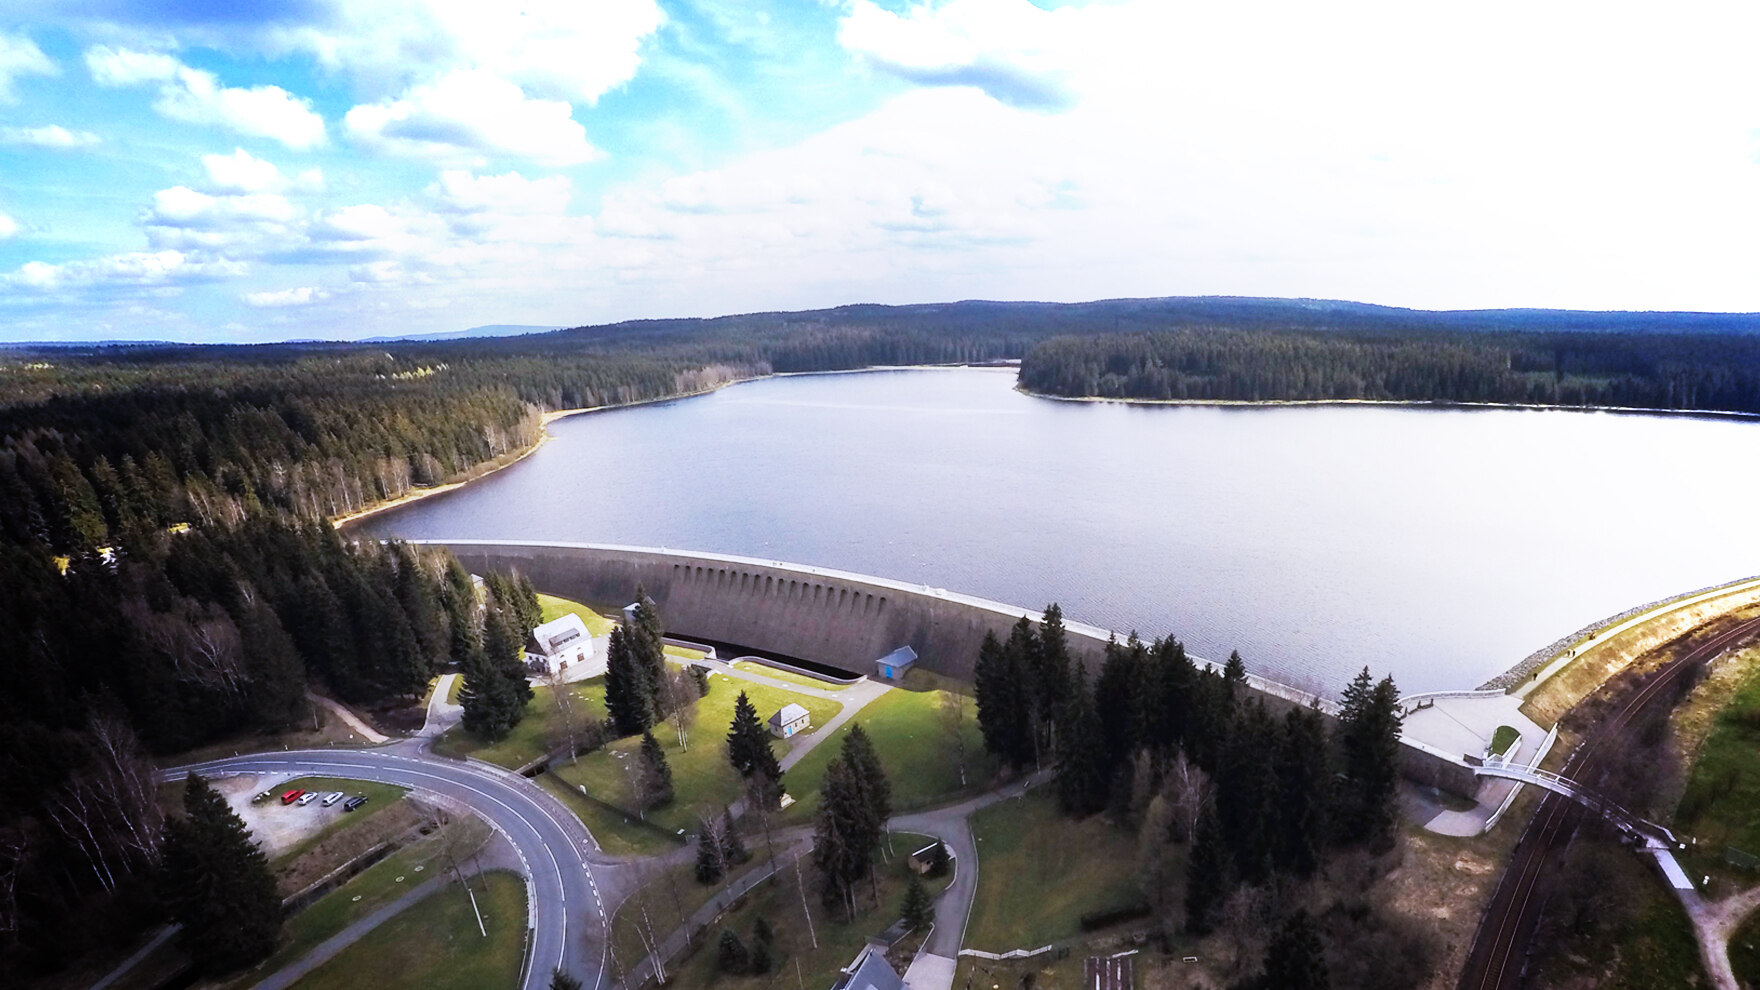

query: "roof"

left=769, top=702, right=810, bottom=726
left=531, top=614, right=590, bottom=656
left=877, top=645, right=917, bottom=667
left=830, top=947, right=906, bottom=990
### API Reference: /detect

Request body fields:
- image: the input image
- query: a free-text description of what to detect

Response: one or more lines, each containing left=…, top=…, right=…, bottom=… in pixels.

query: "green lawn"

left=1675, top=661, right=1760, bottom=854
left=964, top=788, right=1145, bottom=951
left=271, top=778, right=409, bottom=864
left=539, top=592, right=616, bottom=635
left=548, top=673, right=841, bottom=836
left=781, top=686, right=993, bottom=823
left=220, top=818, right=493, bottom=989
left=288, top=871, right=525, bottom=990
left=433, top=678, right=607, bottom=769
left=664, top=833, right=948, bottom=990
left=729, top=659, right=852, bottom=691
left=1491, top=725, right=1519, bottom=756
left=536, top=771, right=678, bottom=856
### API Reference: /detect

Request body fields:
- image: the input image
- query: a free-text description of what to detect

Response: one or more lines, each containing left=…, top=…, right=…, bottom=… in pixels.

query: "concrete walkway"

left=248, top=874, right=450, bottom=990
left=1403, top=693, right=1546, bottom=836
left=419, top=674, right=463, bottom=738
left=306, top=692, right=390, bottom=744
left=1672, top=880, right=1760, bottom=990
left=86, top=924, right=177, bottom=990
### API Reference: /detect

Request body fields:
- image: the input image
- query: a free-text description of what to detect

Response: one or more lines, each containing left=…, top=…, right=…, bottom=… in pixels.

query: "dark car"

left=343, top=795, right=369, bottom=812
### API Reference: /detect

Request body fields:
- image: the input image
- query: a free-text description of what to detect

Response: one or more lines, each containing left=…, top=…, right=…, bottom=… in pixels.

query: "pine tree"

left=1222, top=649, right=1248, bottom=707
left=749, top=915, right=775, bottom=974
left=696, top=825, right=725, bottom=885
left=973, top=627, right=1033, bottom=770
left=484, top=600, right=533, bottom=718
left=459, top=641, right=521, bottom=741
left=716, top=928, right=749, bottom=973
left=160, top=772, right=283, bottom=972
left=721, top=807, right=749, bottom=865
left=603, top=625, right=652, bottom=736
left=842, top=724, right=892, bottom=833
left=640, top=731, right=674, bottom=807
left=550, top=969, right=584, bottom=990
left=1184, top=804, right=1231, bottom=935
left=630, top=589, right=668, bottom=715
left=726, top=690, right=783, bottom=799
left=1216, top=699, right=1278, bottom=883
left=1274, top=707, right=1330, bottom=878
left=1033, top=604, right=1073, bottom=755
left=815, top=753, right=875, bottom=918
left=1057, top=667, right=1109, bottom=816
left=926, top=839, right=950, bottom=878
left=1262, top=909, right=1330, bottom=990
left=1336, top=668, right=1403, bottom=849
left=902, top=873, right=934, bottom=930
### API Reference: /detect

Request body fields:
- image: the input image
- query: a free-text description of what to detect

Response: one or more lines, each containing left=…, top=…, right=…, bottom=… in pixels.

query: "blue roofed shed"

left=876, top=645, right=917, bottom=682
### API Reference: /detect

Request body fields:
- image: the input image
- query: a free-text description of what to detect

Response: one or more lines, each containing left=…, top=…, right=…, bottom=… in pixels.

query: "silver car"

left=321, top=791, right=346, bottom=807
left=296, top=791, right=318, bottom=806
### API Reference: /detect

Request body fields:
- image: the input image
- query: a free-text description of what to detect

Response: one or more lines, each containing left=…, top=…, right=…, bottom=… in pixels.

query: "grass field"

left=220, top=817, right=492, bottom=990
left=288, top=871, right=525, bottom=990
left=729, top=659, right=852, bottom=691
left=1490, top=725, right=1519, bottom=756
left=548, top=672, right=841, bottom=835
left=1674, top=655, right=1760, bottom=855
left=269, top=778, right=408, bottom=864
left=1728, top=907, right=1760, bottom=987
left=663, top=833, right=948, bottom=990
left=433, top=678, right=608, bottom=768
left=539, top=592, right=616, bottom=635
left=964, top=788, right=1145, bottom=951
left=536, top=771, right=678, bottom=856
left=781, top=686, right=992, bottom=823
left=1527, top=841, right=1703, bottom=990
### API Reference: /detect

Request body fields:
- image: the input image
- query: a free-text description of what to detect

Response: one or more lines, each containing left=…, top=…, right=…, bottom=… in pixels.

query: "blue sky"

left=3, top=1, right=1760, bottom=342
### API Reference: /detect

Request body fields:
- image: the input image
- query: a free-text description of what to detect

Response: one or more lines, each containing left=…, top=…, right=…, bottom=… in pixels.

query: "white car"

left=296, top=791, right=318, bottom=806
left=321, top=791, right=346, bottom=807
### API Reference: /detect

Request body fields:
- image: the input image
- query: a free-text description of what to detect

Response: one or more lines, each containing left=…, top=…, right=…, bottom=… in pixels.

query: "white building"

left=768, top=702, right=811, bottom=738
left=525, top=614, right=598, bottom=677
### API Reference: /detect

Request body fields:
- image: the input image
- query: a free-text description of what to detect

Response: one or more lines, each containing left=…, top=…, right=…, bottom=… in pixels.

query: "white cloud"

left=0, top=212, right=17, bottom=239
left=0, top=124, right=101, bottom=149
left=266, top=0, right=664, bottom=104
left=344, top=69, right=598, bottom=166
left=838, top=0, right=1073, bottom=109
left=4, top=250, right=246, bottom=292
left=0, top=33, right=56, bottom=103
left=243, top=286, right=327, bottom=307
left=202, top=148, right=287, bottom=193
left=86, top=46, right=327, bottom=149
left=431, top=170, right=573, bottom=215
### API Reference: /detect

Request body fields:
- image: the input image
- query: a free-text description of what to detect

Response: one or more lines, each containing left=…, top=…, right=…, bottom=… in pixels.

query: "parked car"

left=296, top=791, right=318, bottom=806
left=343, top=795, right=369, bottom=812
left=280, top=788, right=305, bottom=805
left=251, top=789, right=275, bottom=804
left=321, top=791, right=345, bottom=807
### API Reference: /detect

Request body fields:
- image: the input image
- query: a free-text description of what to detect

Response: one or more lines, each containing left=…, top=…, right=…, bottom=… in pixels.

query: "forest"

left=1016, top=327, right=1760, bottom=412
left=6, top=295, right=1760, bottom=980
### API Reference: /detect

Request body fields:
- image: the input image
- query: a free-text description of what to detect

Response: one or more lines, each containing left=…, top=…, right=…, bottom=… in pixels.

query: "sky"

left=3, top=1, right=1760, bottom=342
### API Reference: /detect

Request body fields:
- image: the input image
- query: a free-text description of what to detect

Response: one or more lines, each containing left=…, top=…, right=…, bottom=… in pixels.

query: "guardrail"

left=1480, top=723, right=1558, bottom=833
left=960, top=944, right=1058, bottom=961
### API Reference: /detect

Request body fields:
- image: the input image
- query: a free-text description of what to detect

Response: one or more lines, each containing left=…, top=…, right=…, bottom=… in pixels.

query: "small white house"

left=526, top=614, right=596, bottom=676
left=768, top=702, right=811, bottom=738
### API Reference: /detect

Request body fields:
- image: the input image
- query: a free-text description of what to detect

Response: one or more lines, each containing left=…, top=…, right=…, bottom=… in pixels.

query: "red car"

left=279, top=788, right=305, bottom=805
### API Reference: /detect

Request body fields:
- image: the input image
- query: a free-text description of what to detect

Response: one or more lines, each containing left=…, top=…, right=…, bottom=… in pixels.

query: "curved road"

left=163, top=747, right=614, bottom=990
left=1457, top=613, right=1760, bottom=990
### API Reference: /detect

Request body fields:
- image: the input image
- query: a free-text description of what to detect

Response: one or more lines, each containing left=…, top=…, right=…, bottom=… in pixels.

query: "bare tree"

left=663, top=669, right=698, bottom=752
left=1165, top=747, right=1211, bottom=844
left=938, top=690, right=970, bottom=788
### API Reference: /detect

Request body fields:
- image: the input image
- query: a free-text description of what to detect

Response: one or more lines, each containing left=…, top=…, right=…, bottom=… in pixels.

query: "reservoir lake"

left=358, top=367, right=1760, bottom=696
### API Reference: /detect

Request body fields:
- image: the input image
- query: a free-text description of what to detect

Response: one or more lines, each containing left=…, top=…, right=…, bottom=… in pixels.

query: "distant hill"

left=361, top=324, right=559, bottom=343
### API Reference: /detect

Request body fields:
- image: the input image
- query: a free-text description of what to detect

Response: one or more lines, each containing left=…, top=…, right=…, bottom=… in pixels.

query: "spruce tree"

left=1056, top=667, right=1109, bottom=816
left=1274, top=707, right=1330, bottom=877
left=1336, top=668, right=1403, bottom=849
left=750, top=915, right=775, bottom=974
left=926, top=839, right=950, bottom=878
left=842, top=724, right=892, bottom=832
left=1184, top=804, right=1231, bottom=935
left=902, top=873, right=934, bottom=930
left=721, top=807, right=749, bottom=865
left=484, top=600, right=533, bottom=718
left=726, top=690, right=783, bottom=800
left=459, top=642, right=520, bottom=741
left=550, top=969, right=584, bottom=990
left=716, top=928, right=748, bottom=973
left=1033, top=604, right=1073, bottom=754
left=160, top=772, right=283, bottom=972
left=1262, top=909, right=1330, bottom=990
left=814, top=754, right=873, bottom=917
left=640, top=731, right=674, bottom=807
left=1216, top=699, right=1278, bottom=883
left=696, top=826, right=725, bottom=885
left=630, top=589, right=668, bottom=715
left=603, top=625, right=652, bottom=736
left=1222, top=649, right=1248, bottom=706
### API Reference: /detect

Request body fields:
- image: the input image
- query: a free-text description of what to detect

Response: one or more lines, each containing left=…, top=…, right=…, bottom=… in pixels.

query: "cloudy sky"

left=2, top=1, right=1759, bottom=342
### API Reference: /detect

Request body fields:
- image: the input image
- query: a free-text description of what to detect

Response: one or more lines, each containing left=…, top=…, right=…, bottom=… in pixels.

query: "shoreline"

left=1015, top=385, right=1760, bottom=422
left=333, top=362, right=1019, bottom=530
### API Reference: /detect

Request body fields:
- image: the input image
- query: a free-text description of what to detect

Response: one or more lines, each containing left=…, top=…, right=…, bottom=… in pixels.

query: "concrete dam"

left=418, top=539, right=1478, bottom=795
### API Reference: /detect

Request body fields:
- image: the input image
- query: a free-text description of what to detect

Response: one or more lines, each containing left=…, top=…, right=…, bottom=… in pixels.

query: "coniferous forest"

left=6, top=295, right=1760, bottom=979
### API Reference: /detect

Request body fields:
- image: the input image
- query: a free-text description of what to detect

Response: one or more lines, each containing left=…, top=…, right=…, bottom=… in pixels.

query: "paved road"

left=419, top=674, right=463, bottom=738
left=164, top=746, right=617, bottom=990
left=1457, top=613, right=1760, bottom=990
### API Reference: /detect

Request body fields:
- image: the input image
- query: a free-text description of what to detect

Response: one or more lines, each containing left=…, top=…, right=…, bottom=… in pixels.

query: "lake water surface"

left=358, top=367, right=1760, bottom=696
